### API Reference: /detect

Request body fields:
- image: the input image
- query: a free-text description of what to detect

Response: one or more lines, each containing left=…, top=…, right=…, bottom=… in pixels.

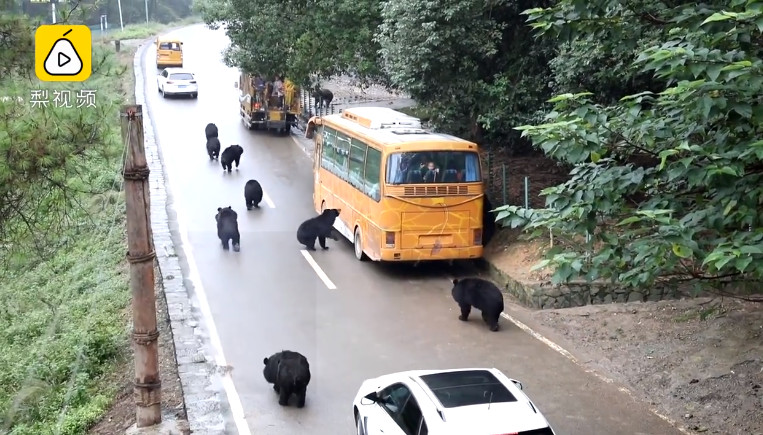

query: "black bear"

left=262, top=350, right=311, bottom=408
left=296, top=208, right=341, bottom=251
left=451, top=278, right=504, bottom=331
left=215, top=206, right=240, bottom=251
left=244, top=179, right=263, bottom=210
left=206, top=137, right=221, bottom=160
left=221, top=145, right=244, bottom=172
left=205, top=122, right=218, bottom=140
left=312, top=87, right=333, bottom=108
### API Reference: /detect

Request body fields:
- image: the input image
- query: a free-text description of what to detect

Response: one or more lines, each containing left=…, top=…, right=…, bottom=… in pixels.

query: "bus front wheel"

left=353, top=227, right=368, bottom=262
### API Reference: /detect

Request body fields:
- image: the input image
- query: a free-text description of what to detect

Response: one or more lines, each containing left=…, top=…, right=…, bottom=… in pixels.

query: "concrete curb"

left=132, top=31, right=228, bottom=434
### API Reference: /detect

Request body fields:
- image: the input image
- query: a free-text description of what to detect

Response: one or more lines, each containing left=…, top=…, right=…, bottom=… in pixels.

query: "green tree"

left=495, top=1, right=763, bottom=292
left=376, top=0, right=555, bottom=149
left=0, top=11, right=123, bottom=265
left=195, top=0, right=385, bottom=85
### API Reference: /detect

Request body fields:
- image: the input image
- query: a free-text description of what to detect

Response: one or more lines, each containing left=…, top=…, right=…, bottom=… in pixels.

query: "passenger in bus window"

left=272, top=75, right=285, bottom=107
left=368, top=183, right=381, bottom=201
left=421, top=161, right=439, bottom=182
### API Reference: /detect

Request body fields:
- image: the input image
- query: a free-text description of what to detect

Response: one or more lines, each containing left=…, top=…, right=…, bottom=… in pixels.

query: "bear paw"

left=458, top=314, right=468, bottom=321
left=489, top=324, right=500, bottom=332
left=322, top=246, right=329, bottom=250
left=233, top=244, right=240, bottom=252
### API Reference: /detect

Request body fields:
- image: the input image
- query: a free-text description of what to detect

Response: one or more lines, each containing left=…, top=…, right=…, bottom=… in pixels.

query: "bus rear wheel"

left=353, top=227, right=368, bottom=262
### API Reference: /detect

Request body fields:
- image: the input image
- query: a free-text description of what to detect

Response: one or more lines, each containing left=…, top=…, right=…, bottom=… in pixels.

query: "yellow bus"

left=155, top=38, right=183, bottom=68
left=305, top=107, right=485, bottom=262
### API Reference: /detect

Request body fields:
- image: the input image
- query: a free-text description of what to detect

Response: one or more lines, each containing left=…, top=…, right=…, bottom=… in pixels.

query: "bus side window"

left=322, top=127, right=337, bottom=173
left=364, top=147, right=382, bottom=201
left=334, top=131, right=351, bottom=180
left=349, top=138, right=367, bottom=192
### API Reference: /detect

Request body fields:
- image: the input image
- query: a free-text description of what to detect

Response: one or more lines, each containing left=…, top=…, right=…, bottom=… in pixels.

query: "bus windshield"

left=386, top=151, right=481, bottom=184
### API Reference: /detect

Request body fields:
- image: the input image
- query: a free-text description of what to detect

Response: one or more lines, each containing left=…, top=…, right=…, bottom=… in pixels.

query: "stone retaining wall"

left=485, top=259, right=685, bottom=309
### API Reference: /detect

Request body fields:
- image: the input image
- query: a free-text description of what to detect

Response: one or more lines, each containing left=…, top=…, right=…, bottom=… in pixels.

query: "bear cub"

left=244, top=179, right=263, bottom=210
left=221, top=145, right=244, bottom=172
left=451, top=277, right=504, bottom=331
left=215, top=206, right=241, bottom=251
left=262, top=350, right=311, bottom=408
left=297, top=208, right=341, bottom=251
left=206, top=137, right=221, bottom=160
left=205, top=123, right=218, bottom=140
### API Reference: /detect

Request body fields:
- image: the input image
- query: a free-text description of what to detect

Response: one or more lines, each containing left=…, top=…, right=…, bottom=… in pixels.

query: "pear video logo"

left=44, top=29, right=83, bottom=76
left=35, top=25, right=92, bottom=82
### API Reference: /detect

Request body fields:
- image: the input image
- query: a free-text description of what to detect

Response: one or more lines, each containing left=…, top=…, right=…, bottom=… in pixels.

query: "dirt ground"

left=88, top=267, right=188, bottom=434
left=487, top=230, right=763, bottom=435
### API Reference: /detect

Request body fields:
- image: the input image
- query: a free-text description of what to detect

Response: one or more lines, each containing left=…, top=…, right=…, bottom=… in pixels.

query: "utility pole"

left=121, top=105, right=162, bottom=427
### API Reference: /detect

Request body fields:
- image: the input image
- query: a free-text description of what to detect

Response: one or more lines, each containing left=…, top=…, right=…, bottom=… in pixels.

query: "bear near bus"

left=296, top=209, right=341, bottom=251
left=451, top=277, right=504, bottom=331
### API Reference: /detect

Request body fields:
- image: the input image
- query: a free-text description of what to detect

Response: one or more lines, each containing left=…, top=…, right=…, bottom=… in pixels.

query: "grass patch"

left=0, top=20, right=178, bottom=434
left=104, top=16, right=202, bottom=42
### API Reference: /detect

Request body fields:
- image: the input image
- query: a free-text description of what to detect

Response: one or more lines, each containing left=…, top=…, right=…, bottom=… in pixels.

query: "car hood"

left=439, top=402, right=551, bottom=434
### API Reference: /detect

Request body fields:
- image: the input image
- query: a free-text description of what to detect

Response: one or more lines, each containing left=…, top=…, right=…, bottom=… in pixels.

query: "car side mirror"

left=362, top=391, right=380, bottom=404
left=234, top=81, right=239, bottom=89
left=509, top=379, right=523, bottom=390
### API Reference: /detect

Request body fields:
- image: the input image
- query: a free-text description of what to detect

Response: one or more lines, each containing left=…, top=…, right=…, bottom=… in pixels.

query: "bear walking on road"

left=221, top=145, right=244, bottom=172
left=451, top=277, right=504, bottom=331
left=244, top=179, right=263, bottom=210
left=296, top=209, right=341, bottom=251
left=263, top=350, right=311, bottom=408
left=205, top=122, right=218, bottom=140
left=206, top=137, right=221, bottom=160
left=215, top=206, right=241, bottom=251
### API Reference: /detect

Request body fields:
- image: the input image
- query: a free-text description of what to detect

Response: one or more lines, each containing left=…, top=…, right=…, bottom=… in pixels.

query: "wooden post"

left=121, top=105, right=162, bottom=427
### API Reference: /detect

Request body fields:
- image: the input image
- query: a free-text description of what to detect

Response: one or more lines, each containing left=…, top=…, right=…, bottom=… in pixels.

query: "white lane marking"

left=262, top=190, right=276, bottom=208
left=499, top=311, right=690, bottom=434
left=175, top=202, right=252, bottom=435
left=291, top=133, right=312, bottom=159
left=300, top=249, right=337, bottom=289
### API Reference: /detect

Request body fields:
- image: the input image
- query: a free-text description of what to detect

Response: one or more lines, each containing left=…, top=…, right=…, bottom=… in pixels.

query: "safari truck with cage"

left=235, top=72, right=301, bottom=135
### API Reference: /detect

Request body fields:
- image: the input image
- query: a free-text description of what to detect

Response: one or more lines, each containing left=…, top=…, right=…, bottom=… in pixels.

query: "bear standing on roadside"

left=244, top=179, right=263, bottom=210
left=451, top=277, right=504, bottom=331
left=215, top=206, right=241, bottom=251
left=221, top=144, right=244, bottom=172
left=205, top=123, right=218, bottom=140
left=296, top=209, right=341, bottom=251
left=262, top=350, right=311, bottom=408
left=206, top=137, right=221, bottom=160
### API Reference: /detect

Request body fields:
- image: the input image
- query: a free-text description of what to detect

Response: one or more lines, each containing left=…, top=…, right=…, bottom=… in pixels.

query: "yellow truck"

left=155, top=38, right=183, bottom=68
left=235, top=73, right=301, bottom=134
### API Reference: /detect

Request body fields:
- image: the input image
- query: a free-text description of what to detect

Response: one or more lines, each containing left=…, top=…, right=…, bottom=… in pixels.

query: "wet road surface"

left=142, top=24, right=683, bottom=435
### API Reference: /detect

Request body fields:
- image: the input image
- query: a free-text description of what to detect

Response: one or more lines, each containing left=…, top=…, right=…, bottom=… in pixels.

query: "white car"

left=353, top=368, right=556, bottom=435
left=156, top=68, right=198, bottom=98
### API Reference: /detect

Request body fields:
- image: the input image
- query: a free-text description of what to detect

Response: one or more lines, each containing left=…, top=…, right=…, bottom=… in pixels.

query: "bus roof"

left=320, top=107, right=475, bottom=149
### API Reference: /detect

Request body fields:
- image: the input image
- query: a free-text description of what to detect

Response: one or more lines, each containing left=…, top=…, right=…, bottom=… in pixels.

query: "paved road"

left=142, top=24, right=682, bottom=435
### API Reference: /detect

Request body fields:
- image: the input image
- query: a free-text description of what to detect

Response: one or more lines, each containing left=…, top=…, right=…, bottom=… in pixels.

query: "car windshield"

left=386, top=151, right=481, bottom=184
left=169, top=73, right=194, bottom=81
left=419, top=370, right=517, bottom=408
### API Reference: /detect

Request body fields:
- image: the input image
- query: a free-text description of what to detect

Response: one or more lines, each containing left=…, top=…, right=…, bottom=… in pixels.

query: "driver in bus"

left=421, top=161, right=439, bottom=182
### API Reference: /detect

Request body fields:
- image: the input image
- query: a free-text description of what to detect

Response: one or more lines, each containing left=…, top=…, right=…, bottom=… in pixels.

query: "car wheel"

left=355, top=413, right=365, bottom=435
left=353, top=227, right=367, bottom=262
left=193, top=93, right=198, bottom=99
left=161, top=86, right=167, bottom=98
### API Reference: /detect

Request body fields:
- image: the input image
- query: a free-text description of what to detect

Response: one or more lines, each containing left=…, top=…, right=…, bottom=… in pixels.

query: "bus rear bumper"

left=377, top=246, right=483, bottom=262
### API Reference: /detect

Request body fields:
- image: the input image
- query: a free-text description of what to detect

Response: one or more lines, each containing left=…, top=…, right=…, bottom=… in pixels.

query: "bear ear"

left=217, top=207, right=222, bottom=212
left=263, top=357, right=269, bottom=364
left=452, top=278, right=459, bottom=285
